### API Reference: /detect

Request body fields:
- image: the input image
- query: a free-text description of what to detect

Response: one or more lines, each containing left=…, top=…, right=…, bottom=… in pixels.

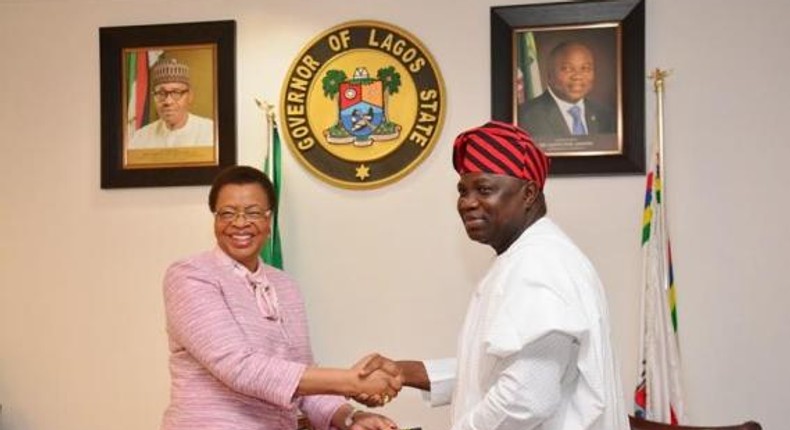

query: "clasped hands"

left=350, top=353, right=402, bottom=407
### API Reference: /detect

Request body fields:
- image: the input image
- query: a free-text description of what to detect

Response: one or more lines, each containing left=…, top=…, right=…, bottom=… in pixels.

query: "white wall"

left=1, top=0, right=788, bottom=429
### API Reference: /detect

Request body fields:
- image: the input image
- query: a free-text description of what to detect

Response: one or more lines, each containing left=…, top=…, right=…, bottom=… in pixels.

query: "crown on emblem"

left=352, top=67, right=370, bottom=80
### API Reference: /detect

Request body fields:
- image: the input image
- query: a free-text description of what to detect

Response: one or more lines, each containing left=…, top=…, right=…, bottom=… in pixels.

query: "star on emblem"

left=355, top=164, right=371, bottom=180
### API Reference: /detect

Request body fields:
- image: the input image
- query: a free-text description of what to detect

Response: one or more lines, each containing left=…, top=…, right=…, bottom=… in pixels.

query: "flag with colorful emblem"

left=634, top=70, right=686, bottom=425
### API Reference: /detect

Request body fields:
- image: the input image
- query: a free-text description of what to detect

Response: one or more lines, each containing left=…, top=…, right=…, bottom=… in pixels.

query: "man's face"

left=213, top=183, right=271, bottom=272
left=457, top=172, right=531, bottom=253
left=547, top=44, right=595, bottom=104
left=153, top=82, right=193, bottom=129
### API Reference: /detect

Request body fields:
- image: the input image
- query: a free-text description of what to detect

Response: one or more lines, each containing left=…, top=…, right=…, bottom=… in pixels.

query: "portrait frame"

left=491, top=0, right=645, bottom=175
left=99, top=20, right=236, bottom=188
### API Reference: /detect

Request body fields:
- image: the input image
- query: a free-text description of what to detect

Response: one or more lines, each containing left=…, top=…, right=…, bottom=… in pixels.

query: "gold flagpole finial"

left=648, top=68, right=672, bottom=93
left=255, top=98, right=277, bottom=163
left=254, top=98, right=276, bottom=127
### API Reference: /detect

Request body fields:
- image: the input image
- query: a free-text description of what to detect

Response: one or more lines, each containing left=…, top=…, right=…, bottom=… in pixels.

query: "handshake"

left=349, top=353, right=406, bottom=407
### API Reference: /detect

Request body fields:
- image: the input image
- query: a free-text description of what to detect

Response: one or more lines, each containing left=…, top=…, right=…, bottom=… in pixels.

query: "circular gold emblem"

left=280, top=20, right=446, bottom=189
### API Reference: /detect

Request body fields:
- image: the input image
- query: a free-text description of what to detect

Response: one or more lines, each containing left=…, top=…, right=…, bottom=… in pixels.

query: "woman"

left=161, top=166, right=400, bottom=430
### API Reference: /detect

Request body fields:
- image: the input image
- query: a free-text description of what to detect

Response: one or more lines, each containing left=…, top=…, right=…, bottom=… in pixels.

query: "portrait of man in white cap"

left=129, top=57, right=215, bottom=149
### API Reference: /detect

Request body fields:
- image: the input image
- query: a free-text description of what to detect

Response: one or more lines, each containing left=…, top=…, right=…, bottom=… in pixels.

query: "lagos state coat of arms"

left=280, top=20, right=445, bottom=189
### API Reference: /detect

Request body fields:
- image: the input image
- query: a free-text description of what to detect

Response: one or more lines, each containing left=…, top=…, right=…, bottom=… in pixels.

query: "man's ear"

left=521, top=180, right=540, bottom=206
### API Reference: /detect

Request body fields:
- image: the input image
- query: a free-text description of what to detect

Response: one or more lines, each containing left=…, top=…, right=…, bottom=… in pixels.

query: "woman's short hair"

left=208, top=165, right=277, bottom=213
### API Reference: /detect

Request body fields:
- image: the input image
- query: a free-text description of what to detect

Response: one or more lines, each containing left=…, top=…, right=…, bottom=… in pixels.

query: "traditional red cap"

left=452, top=121, right=550, bottom=189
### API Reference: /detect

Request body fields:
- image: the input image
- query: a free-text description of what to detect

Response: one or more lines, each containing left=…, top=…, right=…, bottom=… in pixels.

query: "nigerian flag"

left=261, top=115, right=283, bottom=269
left=126, top=50, right=162, bottom=140
left=126, top=50, right=147, bottom=139
left=519, top=32, right=542, bottom=102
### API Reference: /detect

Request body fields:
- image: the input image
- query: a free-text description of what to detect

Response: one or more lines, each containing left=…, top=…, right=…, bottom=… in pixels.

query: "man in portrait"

left=129, top=57, right=215, bottom=149
left=518, top=40, right=615, bottom=138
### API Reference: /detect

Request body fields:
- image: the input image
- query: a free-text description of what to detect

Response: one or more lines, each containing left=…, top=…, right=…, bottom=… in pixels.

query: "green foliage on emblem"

left=373, top=121, right=398, bottom=134
left=322, top=70, right=348, bottom=99
left=377, top=66, right=401, bottom=95
left=326, top=123, right=351, bottom=138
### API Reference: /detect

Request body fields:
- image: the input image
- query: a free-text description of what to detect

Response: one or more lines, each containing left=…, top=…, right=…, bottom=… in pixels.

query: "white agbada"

left=130, top=113, right=214, bottom=149
left=425, top=217, right=628, bottom=430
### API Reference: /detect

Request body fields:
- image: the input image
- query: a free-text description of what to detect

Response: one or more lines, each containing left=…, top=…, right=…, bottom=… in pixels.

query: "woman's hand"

left=351, top=353, right=403, bottom=407
left=350, top=411, right=398, bottom=430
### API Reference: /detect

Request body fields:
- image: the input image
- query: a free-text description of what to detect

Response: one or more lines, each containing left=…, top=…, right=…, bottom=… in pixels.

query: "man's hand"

left=351, top=353, right=403, bottom=407
left=354, top=353, right=402, bottom=379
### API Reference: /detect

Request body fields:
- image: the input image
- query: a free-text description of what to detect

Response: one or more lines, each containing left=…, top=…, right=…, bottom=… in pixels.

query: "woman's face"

left=213, top=183, right=271, bottom=272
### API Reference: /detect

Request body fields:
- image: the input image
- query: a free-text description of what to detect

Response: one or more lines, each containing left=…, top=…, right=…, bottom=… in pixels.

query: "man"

left=364, top=122, right=628, bottom=429
left=130, top=57, right=215, bottom=149
left=518, top=41, right=615, bottom=138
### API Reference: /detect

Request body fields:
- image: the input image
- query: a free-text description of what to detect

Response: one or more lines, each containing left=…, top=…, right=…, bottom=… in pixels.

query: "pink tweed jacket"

left=161, top=248, right=344, bottom=430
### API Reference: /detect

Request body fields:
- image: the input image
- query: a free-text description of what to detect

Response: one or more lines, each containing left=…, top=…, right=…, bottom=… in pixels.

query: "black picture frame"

left=491, top=0, right=645, bottom=175
left=99, top=20, right=236, bottom=188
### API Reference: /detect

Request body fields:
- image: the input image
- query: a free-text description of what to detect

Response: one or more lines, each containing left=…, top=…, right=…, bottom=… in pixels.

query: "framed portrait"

left=491, top=0, right=645, bottom=175
left=99, top=20, right=236, bottom=188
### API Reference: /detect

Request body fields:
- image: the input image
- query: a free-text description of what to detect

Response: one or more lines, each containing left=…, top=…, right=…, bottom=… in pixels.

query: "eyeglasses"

left=214, top=207, right=272, bottom=223
left=152, top=89, right=189, bottom=102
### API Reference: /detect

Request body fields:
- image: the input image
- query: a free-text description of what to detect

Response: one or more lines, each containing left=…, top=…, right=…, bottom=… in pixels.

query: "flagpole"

left=635, top=68, right=686, bottom=424
left=650, top=69, right=669, bottom=182
left=649, top=69, right=671, bottom=293
left=255, top=98, right=284, bottom=269
left=647, top=68, right=685, bottom=424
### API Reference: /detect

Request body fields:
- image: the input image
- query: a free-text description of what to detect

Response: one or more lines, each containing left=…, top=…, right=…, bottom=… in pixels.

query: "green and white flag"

left=519, top=32, right=542, bottom=102
left=261, top=111, right=283, bottom=269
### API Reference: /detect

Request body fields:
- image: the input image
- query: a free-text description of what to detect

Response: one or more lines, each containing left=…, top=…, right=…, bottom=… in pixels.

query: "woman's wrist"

left=341, top=368, right=361, bottom=397
left=344, top=407, right=362, bottom=429
left=298, top=367, right=360, bottom=397
left=330, top=404, right=360, bottom=430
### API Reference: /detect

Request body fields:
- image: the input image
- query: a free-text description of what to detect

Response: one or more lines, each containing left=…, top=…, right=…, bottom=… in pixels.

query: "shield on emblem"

left=339, top=80, right=385, bottom=139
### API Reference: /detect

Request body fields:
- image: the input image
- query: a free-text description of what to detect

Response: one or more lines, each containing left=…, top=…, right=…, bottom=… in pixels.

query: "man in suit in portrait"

left=518, top=41, right=615, bottom=139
